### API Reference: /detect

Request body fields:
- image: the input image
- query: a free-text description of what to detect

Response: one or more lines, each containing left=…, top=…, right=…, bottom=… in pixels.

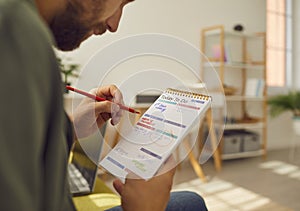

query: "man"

left=0, top=0, right=208, bottom=210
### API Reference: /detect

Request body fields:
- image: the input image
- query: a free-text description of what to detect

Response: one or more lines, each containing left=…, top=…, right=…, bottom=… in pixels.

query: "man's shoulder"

left=0, top=0, right=54, bottom=49
left=0, top=0, right=59, bottom=91
left=0, top=0, right=33, bottom=12
left=0, top=0, right=38, bottom=29
left=0, top=0, right=18, bottom=15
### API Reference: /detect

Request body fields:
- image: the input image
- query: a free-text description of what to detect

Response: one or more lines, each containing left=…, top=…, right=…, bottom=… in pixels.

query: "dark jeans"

left=106, top=191, right=208, bottom=211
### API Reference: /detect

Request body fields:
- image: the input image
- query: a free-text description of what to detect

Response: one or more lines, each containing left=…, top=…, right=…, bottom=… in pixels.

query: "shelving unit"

left=201, top=25, right=267, bottom=160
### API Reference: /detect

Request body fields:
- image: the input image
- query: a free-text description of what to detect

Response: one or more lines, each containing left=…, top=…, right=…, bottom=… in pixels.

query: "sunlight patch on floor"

left=172, top=177, right=290, bottom=211
left=260, top=160, right=300, bottom=180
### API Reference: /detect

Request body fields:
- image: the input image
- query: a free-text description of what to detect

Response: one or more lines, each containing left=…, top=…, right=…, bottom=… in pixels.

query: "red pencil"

left=66, top=86, right=140, bottom=114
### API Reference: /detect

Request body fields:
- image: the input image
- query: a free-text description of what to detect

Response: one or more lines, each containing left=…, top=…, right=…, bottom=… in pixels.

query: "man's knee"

left=167, top=191, right=208, bottom=211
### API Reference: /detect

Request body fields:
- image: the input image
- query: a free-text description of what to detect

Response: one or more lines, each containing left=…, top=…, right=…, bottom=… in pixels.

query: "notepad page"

left=100, top=88, right=211, bottom=180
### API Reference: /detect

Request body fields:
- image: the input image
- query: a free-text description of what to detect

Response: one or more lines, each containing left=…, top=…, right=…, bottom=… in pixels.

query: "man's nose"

left=106, top=8, right=122, bottom=32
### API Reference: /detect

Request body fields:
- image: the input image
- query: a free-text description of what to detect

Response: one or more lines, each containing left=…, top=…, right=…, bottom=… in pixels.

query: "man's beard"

left=49, top=2, right=107, bottom=51
left=50, top=12, right=90, bottom=51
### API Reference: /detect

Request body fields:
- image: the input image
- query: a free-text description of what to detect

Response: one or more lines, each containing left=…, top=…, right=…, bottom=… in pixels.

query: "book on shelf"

left=212, top=44, right=231, bottom=63
left=245, top=78, right=265, bottom=97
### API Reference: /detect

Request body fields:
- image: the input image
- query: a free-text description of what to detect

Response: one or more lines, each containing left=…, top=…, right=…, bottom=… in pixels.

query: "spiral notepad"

left=100, top=88, right=211, bottom=180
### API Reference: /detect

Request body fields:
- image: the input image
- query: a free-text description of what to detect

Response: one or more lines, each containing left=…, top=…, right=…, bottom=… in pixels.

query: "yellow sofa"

left=73, top=177, right=121, bottom=211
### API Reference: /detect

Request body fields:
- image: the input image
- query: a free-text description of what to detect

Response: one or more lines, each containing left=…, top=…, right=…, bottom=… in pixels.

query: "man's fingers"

left=92, top=85, right=124, bottom=125
left=94, top=85, right=123, bottom=104
left=113, top=179, right=124, bottom=195
left=94, top=101, right=120, bottom=115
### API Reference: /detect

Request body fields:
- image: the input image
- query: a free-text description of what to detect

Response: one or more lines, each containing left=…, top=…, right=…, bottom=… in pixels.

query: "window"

left=266, top=0, right=292, bottom=87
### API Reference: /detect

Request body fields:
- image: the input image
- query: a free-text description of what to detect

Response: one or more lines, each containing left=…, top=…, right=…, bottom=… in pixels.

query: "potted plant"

left=57, top=57, right=80, bottom=93
left=268, top=91, right=300, bottom=135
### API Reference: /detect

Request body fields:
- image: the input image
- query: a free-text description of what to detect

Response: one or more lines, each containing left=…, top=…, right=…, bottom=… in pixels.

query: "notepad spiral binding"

left=166, top=88, right=211, bottom=100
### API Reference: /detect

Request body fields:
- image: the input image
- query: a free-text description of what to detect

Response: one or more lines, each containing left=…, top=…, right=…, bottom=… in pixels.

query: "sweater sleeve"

left=0, top=1, right=75, bottom=210
left=65, top=112, right=75, bottom=153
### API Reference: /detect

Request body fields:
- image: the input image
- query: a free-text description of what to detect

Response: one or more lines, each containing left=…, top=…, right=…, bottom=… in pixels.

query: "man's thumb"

left=112, top=179, right=124, bottom=195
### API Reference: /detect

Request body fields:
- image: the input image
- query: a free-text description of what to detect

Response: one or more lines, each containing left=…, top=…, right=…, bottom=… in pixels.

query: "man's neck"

left=35, top=0, right=68, bottom=24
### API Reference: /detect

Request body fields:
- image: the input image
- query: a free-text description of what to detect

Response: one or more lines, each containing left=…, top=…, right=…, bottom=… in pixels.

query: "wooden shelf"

left=222, top=150, right=264, bottom=160
left=222, top=149, right=264, bottom=160
left=225, top=95, right=265, bottom=101
left=204, top=30, right=265, bottom=39
left=225, top=122, right=265, bottom=130
left=201, top=24, right=267, bottom=162
left=204, top=62, right=264, bottom=70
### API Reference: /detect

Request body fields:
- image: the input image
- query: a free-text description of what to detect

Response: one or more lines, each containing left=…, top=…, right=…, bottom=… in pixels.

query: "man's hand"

left=112, top=157, right=176, bottom=211
left=72, top=85, right=123, bottom=138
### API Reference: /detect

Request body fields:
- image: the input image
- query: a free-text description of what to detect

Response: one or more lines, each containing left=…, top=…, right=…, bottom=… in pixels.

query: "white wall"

left=62, top=0, right=300, bottom=151
left=266, top=0, right=300, bottom=150
left=59, top=0, right=266, bottom=73
left=61, top=0, right=267, bottom=108
left=293, top=0, right=300, bottom=89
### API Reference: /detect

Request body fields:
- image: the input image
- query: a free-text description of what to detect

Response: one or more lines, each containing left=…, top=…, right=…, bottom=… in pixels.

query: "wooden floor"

left=100, top=147, right=300, bottom=210
left=173, top=147, right=300, bottom=211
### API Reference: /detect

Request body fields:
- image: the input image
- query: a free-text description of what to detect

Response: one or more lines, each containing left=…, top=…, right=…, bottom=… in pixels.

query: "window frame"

left=266, top=0, right=292, bottom=92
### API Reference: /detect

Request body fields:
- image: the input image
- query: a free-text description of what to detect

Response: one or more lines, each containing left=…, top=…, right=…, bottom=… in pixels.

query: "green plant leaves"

left=268, top=91, right=300, bottom=117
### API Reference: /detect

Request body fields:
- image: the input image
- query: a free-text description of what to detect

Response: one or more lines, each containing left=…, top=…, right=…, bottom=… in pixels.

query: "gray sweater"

left=0, top=0, right=75, bottom=210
